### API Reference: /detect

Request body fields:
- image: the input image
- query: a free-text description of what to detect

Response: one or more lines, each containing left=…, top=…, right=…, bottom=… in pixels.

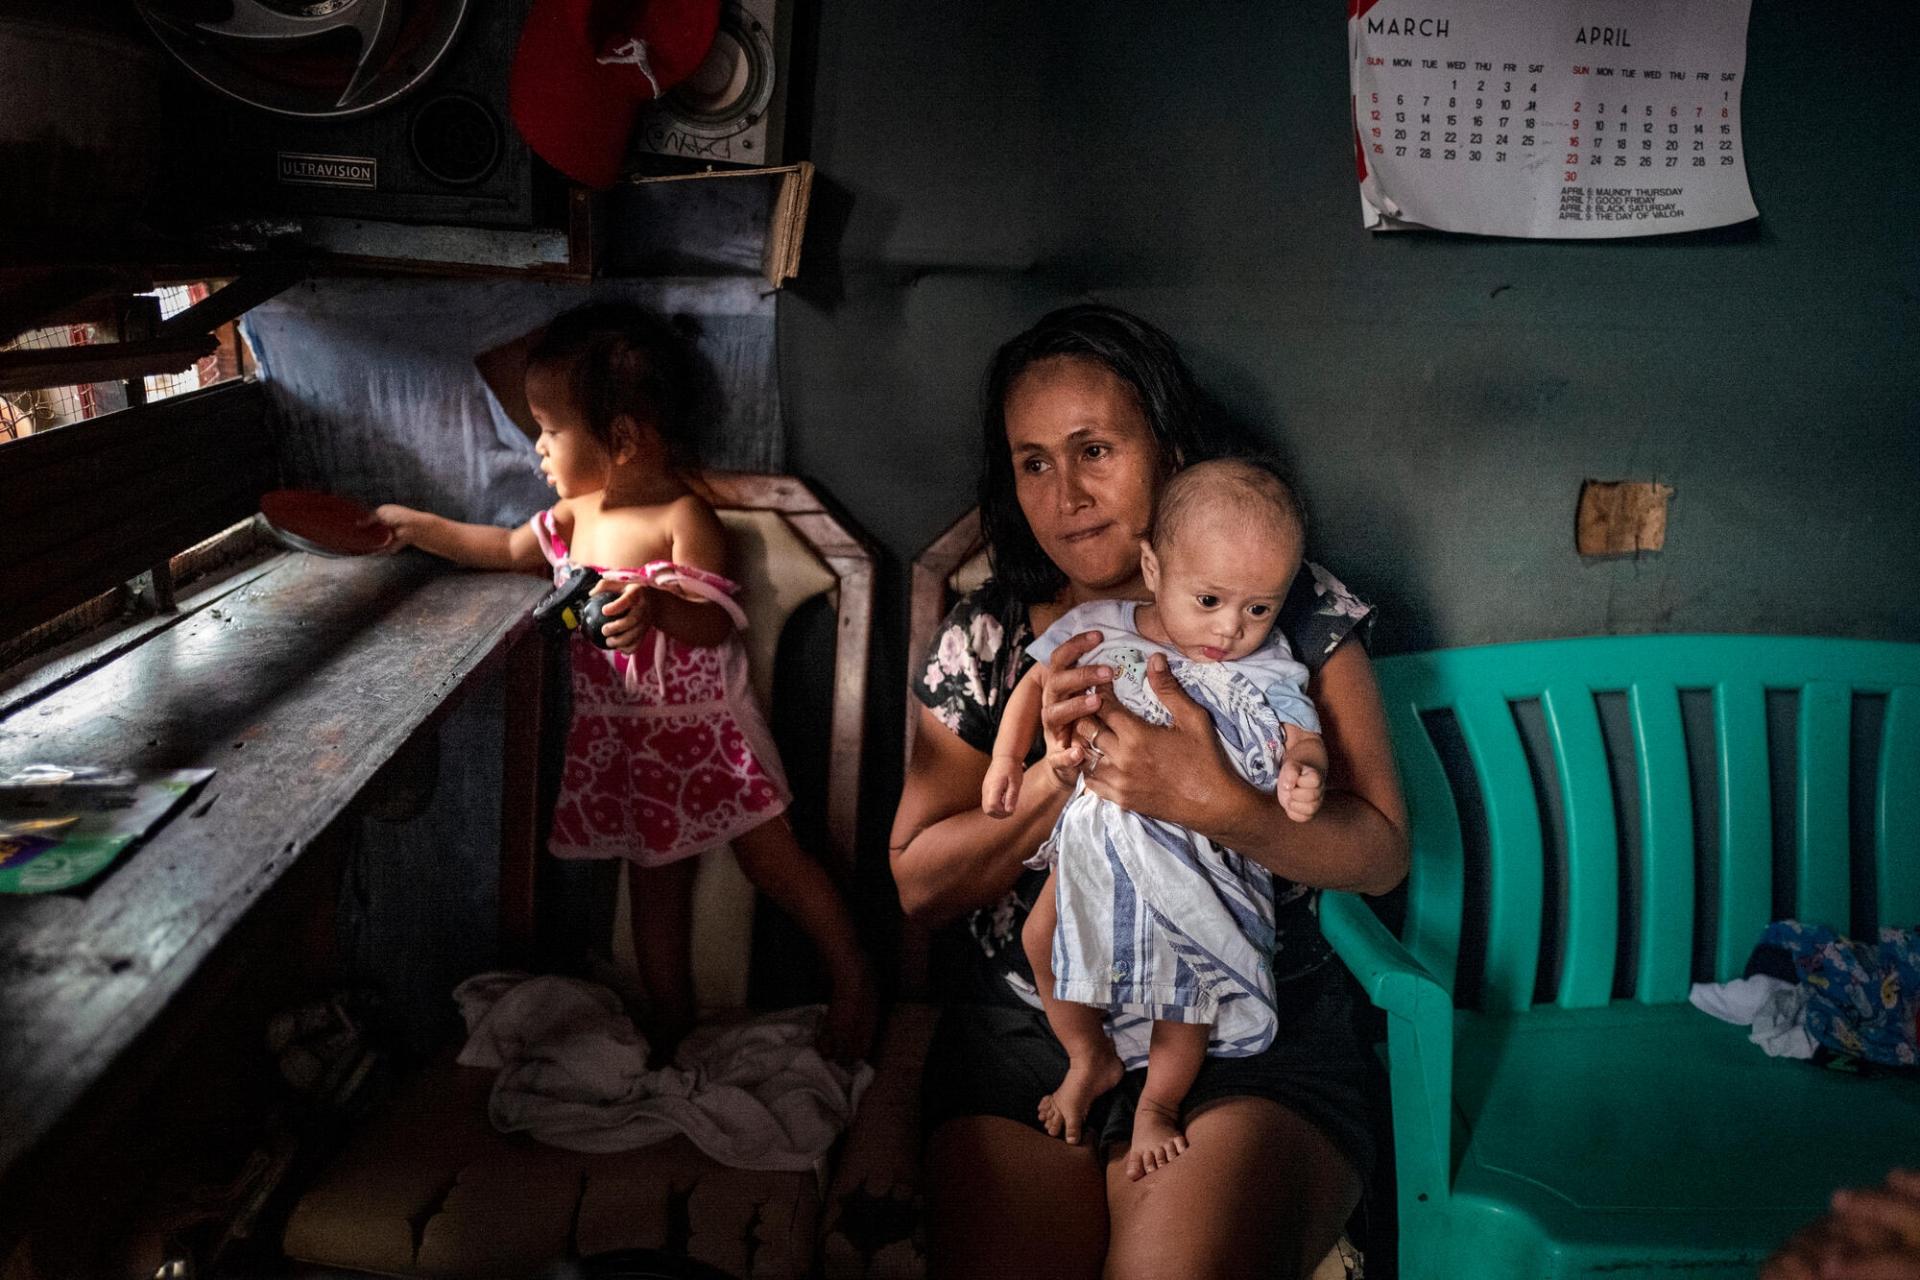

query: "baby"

left=984, top=457, right=1327, bottom=1180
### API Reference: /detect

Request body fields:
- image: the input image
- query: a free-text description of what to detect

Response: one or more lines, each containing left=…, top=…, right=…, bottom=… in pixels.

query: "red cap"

left=509, top=0, right=721, bottom=189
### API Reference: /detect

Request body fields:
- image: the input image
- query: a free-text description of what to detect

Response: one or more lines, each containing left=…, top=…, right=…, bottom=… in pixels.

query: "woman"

left=890, top=304, right=1409, bottom=1279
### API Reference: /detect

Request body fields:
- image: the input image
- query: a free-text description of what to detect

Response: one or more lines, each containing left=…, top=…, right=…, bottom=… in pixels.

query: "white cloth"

left=1688, top=976, right=1816, bottom=1060
left=454, top=973, right=872, bottom=1173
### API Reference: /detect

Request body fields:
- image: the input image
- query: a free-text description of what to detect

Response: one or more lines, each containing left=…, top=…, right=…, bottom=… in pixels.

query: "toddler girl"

left=984, top=458, right=1327, bottom=1179
left=374, top=301, right=874, bottom=1061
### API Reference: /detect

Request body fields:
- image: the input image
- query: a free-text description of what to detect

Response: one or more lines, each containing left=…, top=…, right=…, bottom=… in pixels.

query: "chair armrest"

left=1319, top=892, right=1456, bottom=1210
left=1319, top=891, right=1449, bottom=1015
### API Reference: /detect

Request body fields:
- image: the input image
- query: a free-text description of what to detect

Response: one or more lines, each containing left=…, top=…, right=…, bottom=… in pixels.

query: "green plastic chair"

left=1322, top=635, right=1920, bottom=1279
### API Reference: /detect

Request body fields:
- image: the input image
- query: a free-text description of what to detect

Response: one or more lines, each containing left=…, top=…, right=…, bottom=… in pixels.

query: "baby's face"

left=1144, top=513, right=1300, bottom=663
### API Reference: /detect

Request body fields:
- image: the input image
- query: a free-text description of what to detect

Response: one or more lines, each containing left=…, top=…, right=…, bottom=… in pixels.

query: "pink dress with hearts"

left=532, top=510, right=791, bottom=867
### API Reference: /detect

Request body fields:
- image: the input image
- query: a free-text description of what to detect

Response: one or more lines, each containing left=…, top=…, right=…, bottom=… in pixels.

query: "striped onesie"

left=1026, top=598, right=1319, bottom=1067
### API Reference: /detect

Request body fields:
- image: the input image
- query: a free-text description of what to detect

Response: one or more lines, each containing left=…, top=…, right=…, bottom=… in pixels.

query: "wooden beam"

left=0, top=334, right=217, bottom=393
left=154, top=271, right=304, bottom=340
left=0, top=381, right=273, bottom=644
left=0, top=268, right=153, bottom=346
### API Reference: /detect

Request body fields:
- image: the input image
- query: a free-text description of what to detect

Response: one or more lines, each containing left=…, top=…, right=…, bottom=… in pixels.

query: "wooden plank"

left=0, top=554, right=546, bottom=1210
left=0, top=380, right=265, bottom=483
left=1541, top=684, right=1618, bottom=1009
left=827, top=553, right=873, bottom=869
left=0, top=267, right=151, bottom=346
left=0, top=383, right=272, bottom=645
left=7, top=427, right=272, bottom=567
left=153, top=271, right=303, bottom=341
left=497, top=632, right=547, bottom=962
left=0, top=333, right=216, bottom=392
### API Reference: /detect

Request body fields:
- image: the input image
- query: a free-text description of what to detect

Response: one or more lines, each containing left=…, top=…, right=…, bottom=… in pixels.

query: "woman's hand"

left=1075, top=652, right=1242, bottom=828
left=592, top=581, right=655, bottom=652
left=1037, top=631, right=1111, bottom=790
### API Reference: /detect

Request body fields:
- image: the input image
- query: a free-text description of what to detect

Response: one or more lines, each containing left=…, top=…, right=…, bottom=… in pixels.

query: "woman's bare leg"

left=1104, top=1097, right=1361, bottom=1280
left=928, top=1116, right=1108, bottom=1280
left=1024, top=874, right=1124, bottom=1145
left=1127, top=1019, right=1209, bottom=1181
left=629, top=856, right=700, bottom=1051
left=730, top=814, right=877, bottom=1061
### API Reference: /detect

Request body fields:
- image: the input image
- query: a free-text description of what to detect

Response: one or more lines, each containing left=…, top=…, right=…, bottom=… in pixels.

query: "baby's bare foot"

left=1125, top=1097, right=1188, bottom=1181
left=1037, top=1050, right=1124, bottom=1145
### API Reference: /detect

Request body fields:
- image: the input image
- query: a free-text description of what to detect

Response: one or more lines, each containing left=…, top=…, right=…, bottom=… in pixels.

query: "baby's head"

left=1141, top=458, right=1306, bottom=663
left=524, top=301, right=697, bottom=495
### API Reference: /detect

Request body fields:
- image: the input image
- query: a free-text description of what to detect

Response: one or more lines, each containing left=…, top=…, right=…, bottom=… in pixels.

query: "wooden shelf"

left=0, top=553, right=546, bottom=1252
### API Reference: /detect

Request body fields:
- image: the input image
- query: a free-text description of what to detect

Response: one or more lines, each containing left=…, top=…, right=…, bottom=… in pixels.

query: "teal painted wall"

left=778, top=0, right=1918, bottom=691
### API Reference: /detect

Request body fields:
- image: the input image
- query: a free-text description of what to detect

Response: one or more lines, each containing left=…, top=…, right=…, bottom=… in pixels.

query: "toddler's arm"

left=983, top=663, right=1048, bottom=818
left=371, top=504, right=547, bottom=573
left=372, top=506, right=549, bottom=575
left=1276, top=724, right=1330, bottom=823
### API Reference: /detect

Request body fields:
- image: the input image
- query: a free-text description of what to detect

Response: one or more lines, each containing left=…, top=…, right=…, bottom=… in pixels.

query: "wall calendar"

left=1349, top=0, right=1758, bottom=237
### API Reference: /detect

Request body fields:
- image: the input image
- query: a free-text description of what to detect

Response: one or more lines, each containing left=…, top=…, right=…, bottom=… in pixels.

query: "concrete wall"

left=778, top=0, right=1918, bottom=719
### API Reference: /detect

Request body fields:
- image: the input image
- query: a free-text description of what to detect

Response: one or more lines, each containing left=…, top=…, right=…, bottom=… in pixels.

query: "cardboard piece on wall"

left=1577, top=480, right=1674, bottom=556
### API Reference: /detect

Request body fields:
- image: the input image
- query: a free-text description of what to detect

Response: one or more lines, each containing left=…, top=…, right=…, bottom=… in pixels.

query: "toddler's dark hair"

left=527, top=301, right=698, bottom=462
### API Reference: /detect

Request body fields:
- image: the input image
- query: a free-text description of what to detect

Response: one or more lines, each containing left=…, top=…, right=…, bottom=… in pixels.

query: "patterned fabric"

left=533, top=511, right=791, bottom=867
left=1758, top=920, right=1920, bottom=1068
left=911, top=565, right=1374, bottom=998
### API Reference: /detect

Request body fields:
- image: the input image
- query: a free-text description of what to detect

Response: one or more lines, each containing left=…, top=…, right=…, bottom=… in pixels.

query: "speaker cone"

left=409, top=92, right=502, bottom=186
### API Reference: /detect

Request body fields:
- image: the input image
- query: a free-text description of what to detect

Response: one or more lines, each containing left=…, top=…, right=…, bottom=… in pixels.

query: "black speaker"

left=139, top=0, right=546, bottom=229
left=628, top=0, right=790, bottom=168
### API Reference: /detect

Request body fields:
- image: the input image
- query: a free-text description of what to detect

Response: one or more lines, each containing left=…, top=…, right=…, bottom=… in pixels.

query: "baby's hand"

left=592, top=582, right=655, bottom=652
left=982, top=757, right=1023, bottom=818
left=1278, top=759, right=1324, bottom=823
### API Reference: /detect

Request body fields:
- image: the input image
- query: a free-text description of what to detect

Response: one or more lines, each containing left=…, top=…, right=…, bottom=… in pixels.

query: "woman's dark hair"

left=978, top=303, right=1226, bottom=604
left=527, top=300, right=699, bottom=464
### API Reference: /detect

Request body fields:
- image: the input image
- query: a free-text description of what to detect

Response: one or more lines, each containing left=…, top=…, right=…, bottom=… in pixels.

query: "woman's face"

left=1004, top=356, right=1167, bottom=601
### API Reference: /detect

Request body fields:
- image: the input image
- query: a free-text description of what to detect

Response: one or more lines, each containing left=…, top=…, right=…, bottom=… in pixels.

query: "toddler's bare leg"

left=1024, top=874, right=1124, bottom=1146
left=1126, top=1019, right=1209, bottom=1181
left=731, top=815, right=877, bottom=1063
left=630, top=856, right=700, bottom=1053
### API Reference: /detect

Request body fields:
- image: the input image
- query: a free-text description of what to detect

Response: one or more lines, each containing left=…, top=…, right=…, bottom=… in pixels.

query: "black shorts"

left=920, top=960, right=1378, bottom=1188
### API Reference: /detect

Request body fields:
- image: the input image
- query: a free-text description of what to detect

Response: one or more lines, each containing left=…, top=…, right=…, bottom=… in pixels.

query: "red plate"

left=258, top=490, right=393, bottom=557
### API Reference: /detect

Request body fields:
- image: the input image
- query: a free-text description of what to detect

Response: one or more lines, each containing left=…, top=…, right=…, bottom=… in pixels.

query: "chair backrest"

left=905, top=508, right=987, bottom=769
left=1374, top=635, right=1920, bottom=1016
left=609, top=473, right=875, bottom=1014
